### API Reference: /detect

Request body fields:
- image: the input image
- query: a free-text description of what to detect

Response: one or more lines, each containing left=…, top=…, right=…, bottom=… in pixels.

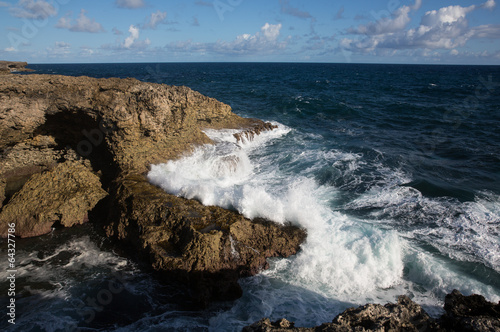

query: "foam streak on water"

left=148, top=122, right=500, bottom=330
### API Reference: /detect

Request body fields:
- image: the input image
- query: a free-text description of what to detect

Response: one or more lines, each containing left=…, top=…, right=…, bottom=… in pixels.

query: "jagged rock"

left=0, top=161, right=107, bottom=237
left=0, top=61, right=33, bottom=75
left=244, top=291, right=500, bottom=332
left=440, top=289, right=500, bottom=332
left=234, top=121, right=278, bottom=142
left=243, top=318, right=308, bottom=332
left=325, top=295, right=439, bottom=331
left=105, top=174, right=306, bottom=305
left=244, top=296, right=440, bottom=332
left=0, top=74, right=254, bottom=174
left=0, top=72, right=306, bottom=303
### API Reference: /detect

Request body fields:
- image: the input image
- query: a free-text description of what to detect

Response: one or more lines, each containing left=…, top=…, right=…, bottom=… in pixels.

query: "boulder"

left=0, top=161, right=107, bottom=238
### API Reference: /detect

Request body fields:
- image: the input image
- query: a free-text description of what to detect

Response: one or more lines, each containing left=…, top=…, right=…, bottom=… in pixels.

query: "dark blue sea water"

left=1, top=63, right=499, bottom=331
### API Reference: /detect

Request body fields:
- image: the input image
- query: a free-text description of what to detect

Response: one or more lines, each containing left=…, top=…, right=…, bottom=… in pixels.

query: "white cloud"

left=113, top=27, right=124, bottom=35
left=348, top=2, right=416, bottom=35
left=166, top=22, right=288, bottom=56
left=0, top=1, right=10, bottom=7
left=5, top=47, right=16, bottom=52
left=45, top=41, right=71, bottom=57
left=342, top=0, right=500, bottom=56
left=420, top=5, right=475, bottom=26
left=482, top=0, right=496, bottom=10
left=9, top=0, right=57, bottom=19
left=115, top=0, right=145, bottom=9
left=144, top=11, right=167, bottom=29
left=124, top=25, right=140, bottom=48
left=56, top=10, right=105, bottom=33
left=102, top=25, right=151, bottom=50
left=214, top=23, right=286, bottom=54
left=55, top=41, right=70, bottom=48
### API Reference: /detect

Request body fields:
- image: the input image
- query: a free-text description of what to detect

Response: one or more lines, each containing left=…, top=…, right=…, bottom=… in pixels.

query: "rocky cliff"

left=0, top=73, right=305, bottom=304
left=0, top=60, right=33, bottom=75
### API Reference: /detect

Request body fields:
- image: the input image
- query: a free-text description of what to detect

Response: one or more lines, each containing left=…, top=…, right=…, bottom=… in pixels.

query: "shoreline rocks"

left=243, top=290, right=500, bottom=332
left=0, top=71, right=305, bottom=304
left=0, top=60, right=33, bottom=75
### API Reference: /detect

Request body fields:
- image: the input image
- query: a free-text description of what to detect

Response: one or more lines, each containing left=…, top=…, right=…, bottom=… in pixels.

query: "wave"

left=147, top=122, right=500, bottom=330
left=0, top=233, right=160, bottom=332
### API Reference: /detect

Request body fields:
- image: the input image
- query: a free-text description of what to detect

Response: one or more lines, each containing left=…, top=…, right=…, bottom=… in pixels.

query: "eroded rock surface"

left=0, top=161, right=107, bottom=238
left=243, top=290, right=500, bottom=332
left=0, top=61, right=33, bottom=75
left=0, top=72, right=304, bottom=303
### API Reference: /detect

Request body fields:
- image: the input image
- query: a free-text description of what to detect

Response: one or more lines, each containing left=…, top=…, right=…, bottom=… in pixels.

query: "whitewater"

left=148, top=121, right=500, bottom=328
left=1, top=62, right=499, bottom=331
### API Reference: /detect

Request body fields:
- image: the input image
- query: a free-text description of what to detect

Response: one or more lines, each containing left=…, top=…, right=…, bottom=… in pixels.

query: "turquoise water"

left=1, top=63, right=499, bottom=331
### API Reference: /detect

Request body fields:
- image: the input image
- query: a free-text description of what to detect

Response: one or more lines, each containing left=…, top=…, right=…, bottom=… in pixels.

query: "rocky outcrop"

left=233, top=121, right=278, bottom=142
left=439, top=289, right=500, bottom=331
left=0, top=61, right=33, bottom=75
left=0, top=72, right=305, bottom=304
left=106, top=174, right=305, bottom=306
left=243, top=290, right=500, bottom=332
left=0, top=161, right=107, bottom=238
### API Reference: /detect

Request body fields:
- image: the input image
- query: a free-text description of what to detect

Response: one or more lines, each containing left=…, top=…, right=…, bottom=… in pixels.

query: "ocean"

left=1, top=63, right=499, bottom=331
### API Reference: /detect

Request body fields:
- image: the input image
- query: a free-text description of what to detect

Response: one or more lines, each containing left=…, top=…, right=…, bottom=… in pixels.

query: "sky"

left=0, top=0, right=499, bottom=64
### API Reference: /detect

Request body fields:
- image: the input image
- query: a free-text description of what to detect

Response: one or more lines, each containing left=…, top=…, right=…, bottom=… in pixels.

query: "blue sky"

left=0, top=0, right=499, bottom=64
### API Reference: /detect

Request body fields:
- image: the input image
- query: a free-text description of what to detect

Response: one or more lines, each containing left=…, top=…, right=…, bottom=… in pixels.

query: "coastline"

left=0, top=69, right=305, bottom=306
left=0, top=63, right=498, bottom=331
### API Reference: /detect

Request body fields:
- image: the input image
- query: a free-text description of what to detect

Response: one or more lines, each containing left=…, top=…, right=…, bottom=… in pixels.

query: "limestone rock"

left=105, top=174, right=306, bottom=305
left=233, top=121, right=278, bottom=142
left=244, top=296, right=439, bottom=332
left=0, top=61, right=33, bottom=75
left=0, top=161, right=107, bottom=237
left=0, top=72, right=305, bottom=303
left=244, top=291, right=500, bottom=332
left=440, top=289, right=500, bottom=332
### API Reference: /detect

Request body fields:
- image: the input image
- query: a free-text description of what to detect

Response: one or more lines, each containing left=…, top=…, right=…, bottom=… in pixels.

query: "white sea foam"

left=348, top=185, right=500, bottom=272
left=148, top=123, right=408, bottom=305
left=147, top=123, right=500, bottom=329
left=0, top=235, right=155, bottom=331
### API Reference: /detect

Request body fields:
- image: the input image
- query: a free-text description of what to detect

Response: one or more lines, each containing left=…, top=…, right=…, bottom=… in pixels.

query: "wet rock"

left=244, top=296, right=440, bottom=331
left=234, top=121, right=278, bottom=143
left=244, top=291, right=500, bottom=332
left=440, top=289, right=500, bottom=332
left=105, top=174, right=306, bottom=306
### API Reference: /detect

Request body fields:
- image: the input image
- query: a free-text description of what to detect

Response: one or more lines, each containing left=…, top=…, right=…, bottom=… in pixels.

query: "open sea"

left=1, top=63, right=499, bottom=331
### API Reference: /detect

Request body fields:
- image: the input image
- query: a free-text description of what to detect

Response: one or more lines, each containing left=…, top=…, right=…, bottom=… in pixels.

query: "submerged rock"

left=0, top=71, right=304, bottom=303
